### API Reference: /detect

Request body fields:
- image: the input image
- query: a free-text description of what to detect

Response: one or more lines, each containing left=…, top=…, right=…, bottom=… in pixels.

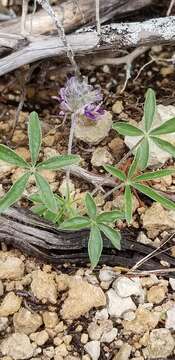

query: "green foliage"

left=60, top=192, right=124, bottom=268
left=104, top=157, right=175, bottom=224
left=112, top=88, right=175, bottom=169
left=0, top=111, right=80, bottom=213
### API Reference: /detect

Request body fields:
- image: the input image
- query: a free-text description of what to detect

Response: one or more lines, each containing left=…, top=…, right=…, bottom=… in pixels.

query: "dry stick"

left=21, top=0, right=29, bottom=35
left=167, top=0, right=175, bottom=16
left=95, top=0, right=101, bottom=36
left=128, top=232, right=175, bottom=273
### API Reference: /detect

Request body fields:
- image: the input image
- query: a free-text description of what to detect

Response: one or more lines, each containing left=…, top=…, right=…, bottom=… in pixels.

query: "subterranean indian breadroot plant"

left=1, top=78, right=175, bottom=268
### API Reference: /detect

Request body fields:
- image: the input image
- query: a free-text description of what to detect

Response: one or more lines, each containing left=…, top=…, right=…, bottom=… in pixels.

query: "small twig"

left=134, top=58, right=154, bottom=81
left=128, top=268, right=175, bottom=276
left=95, top=0, right=101, bottom=36
left=167, top=0, right=175, bottom=16
left=21, top=0, right=29, bottom=36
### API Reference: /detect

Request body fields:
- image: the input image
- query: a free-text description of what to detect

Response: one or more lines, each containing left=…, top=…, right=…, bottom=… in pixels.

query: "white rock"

left=1, top=333, right=34, bottom=359
left=91, top=147, right=113, bottom=167
left=0, top=317, right=8, bottom=332
left=95, top=308, right=108, bottom=321
left=113, top=343, right=132, bottom=360
left=84, top=341, right=100, bottom=360
left=165, top=305, right=175, bottom=330
left=99, top=267, right=116, bottom=282
left=147, top=328, right=175, bottom=358
left=74, top=111, right=113, bottom=145
left=107, top=289, right=136, bottom=318
left=112, top=276, right=143, bottom=298
left=0, top=256, right=24, bottom=280
left=125, top=104, right=175, bottom=166
left=137, top=232, right=152, bottom=245
left=101, top=328, right=118, bottom=343
left=169, top=278, right=175, bottom=290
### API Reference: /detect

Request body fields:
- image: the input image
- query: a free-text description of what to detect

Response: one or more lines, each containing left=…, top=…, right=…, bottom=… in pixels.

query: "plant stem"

left=66, top=113, right=76, bottom=192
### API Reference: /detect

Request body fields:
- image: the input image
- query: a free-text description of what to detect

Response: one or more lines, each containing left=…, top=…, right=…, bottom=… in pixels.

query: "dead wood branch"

left=0, top=16, right=175, bottom=76
left=1, top=206, right=175, bottom=270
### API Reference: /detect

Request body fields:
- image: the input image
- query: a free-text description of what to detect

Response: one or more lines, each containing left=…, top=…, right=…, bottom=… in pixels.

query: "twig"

left=21, top=0, right=29, bottom=36
left=167, top=0, right=175, bottom=16
left=134, top=58, right=154, bottom=81
left=95, top=0, right=101, bottom=36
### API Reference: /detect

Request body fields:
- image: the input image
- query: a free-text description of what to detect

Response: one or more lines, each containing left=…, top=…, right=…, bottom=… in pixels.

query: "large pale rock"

left=147, top=328, right=175, bottom=358
left=0, top=292, right=21, bottom=316
left=74, top=111, right=113, bottom=145
left=142, top=203, right=175, bottom=238
left=125, top=104, right=175, bottom=166
left=91, top=147, right=113, bottom=167
left=112, top=276, right=143, bottom=298
left=113, top=343, right=132, bottom=360
left=107, top=289, right=136, bottom=318
left=13, top=307, right=43, bottom=334
left=0, top=256, right=24, bottom=280
left=1, top=333, right=34, bottom=359
left=61, top=277, right=106, bottom=320
left=31, top=270, right=57, bottom=304
left=123, top=308, right=160, bottom=334
left=84, top=340, right=100, bottom=360
left=165, top=305, right=175, bottom=330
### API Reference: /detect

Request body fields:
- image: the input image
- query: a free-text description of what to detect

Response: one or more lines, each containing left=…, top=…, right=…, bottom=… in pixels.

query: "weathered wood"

left=1, top=206, right=175, bottom=271
left=0, top=16, right=175, bottom=76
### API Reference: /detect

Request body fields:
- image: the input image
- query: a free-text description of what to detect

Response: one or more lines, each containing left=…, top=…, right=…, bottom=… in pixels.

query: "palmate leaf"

left=144, top=88, right=156, bottom=132
left=0, top=172, right=30, bottom=214
left=128, top=149, right=141, bottom=178
left=103, top=164, right=126, bottom=181
left=0, top=144, right=30, bottom=169
left=88, top=224, right=103, bottom=268
left=96, top=210, right=124, bottom=223
left=35, top=172, right=58, bottom=213
left=150, top=117, right=175, bottom=136
left=112, top=122, right=144, bottom=136
left=124, top=185, right=132, bottom=224
left=151, top=136, right=175, bottom=157
left=59, top=216, right=90, bottom=230
left=132, top=183, right=175, bottom=211
left=85, top=192, right=97, bottom=218
left=134, top=168, right=175, bottom=182
left=37, top=154, right=80, bottom=170
left=28, top=111, right=42, bottom=165
left=99, top=223, right=121, bottom=250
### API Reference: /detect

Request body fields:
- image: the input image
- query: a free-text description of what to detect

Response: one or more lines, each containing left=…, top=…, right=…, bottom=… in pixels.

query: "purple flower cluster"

left=56, top=76, right=104, bottom=121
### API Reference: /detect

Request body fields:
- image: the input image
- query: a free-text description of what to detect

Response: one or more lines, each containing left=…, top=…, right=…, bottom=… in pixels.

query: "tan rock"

left=61, top=277, right=106, bottom=320
left=12, top=130, right=27, bottom=145
left=113, top=343, right=132, bottom=360
left=30, top=330, right=49, bottom=346
left=0, top=256, right=24, bottom=280
left=74, top=111, right=112, bottom=145
left=0, top=279, right=4, bottom=295
left=13, top=307, right=43, bottom=334
left=91, top=147, right=113, bottom=167
left=0, top=292, right=21, bottom=316
left=31, top=270, right=57, bottom=304
left=112, top=100, right=124, bottom=114
left=43, top=311, right=59, bottom=328
left=147, top=285, right=166, bottom=304
left=1, top=333, right=34, bottom=359
left=55, top=343, right=68, bottom=357
left=142, top=203, right=175, bottom=238
left=55, top=274, right=70, bottom=292
left=0, top=160, right=15, bottom=180
left=15, top=148, right=30, bottom=161
left=123, top=308, right=160, bottom=334
left=108, top=137, right=125, bottom=161
left=147, top=328, right=175, bottom=359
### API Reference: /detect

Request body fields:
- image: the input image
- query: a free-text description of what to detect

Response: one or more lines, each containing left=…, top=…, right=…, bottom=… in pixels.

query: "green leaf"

left=144, top=88, right=156, bottom=132
left=128, top=150, right=141, bottom=178
left=96, top=210, right=124, bottom=223
left=29, top=193, right=42, bottom=203
left=138, top=138, right=149, bottom=170
left=112, top=122, right=144, bottom=136
left=85, top=192, right=96, bottom=218
left=31, top=204, right=47, bottom=215
left=0, top=144, right=30, bottom=169
left=59, top=216, right=91, bottom=230
left=0, top=172, right=30, bottom=214
left=99, top=223, right=121, bottom=250
left=37, top=155, right=80, bottom=170
left=28, top=111, right=42, bottom=165
left=134, top=168, right=175, bottom=182
left=35, top=172, right=58, bottom=213
left=88, top=225, right=103, bottom=268
left=132, top=183, right=175, bottom=211
left=151, top=136, right=175, bottom=157
left=150, top=117, right=175, bottom=136
left=124, top=185, right=132, bottom=224
left=103, top=164, right=126, bottom=181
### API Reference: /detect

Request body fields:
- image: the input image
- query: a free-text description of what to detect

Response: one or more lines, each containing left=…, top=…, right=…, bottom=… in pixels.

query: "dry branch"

left=1, top=206, right=175, bottom=270
left=0, top=16, right=175, bottom=76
